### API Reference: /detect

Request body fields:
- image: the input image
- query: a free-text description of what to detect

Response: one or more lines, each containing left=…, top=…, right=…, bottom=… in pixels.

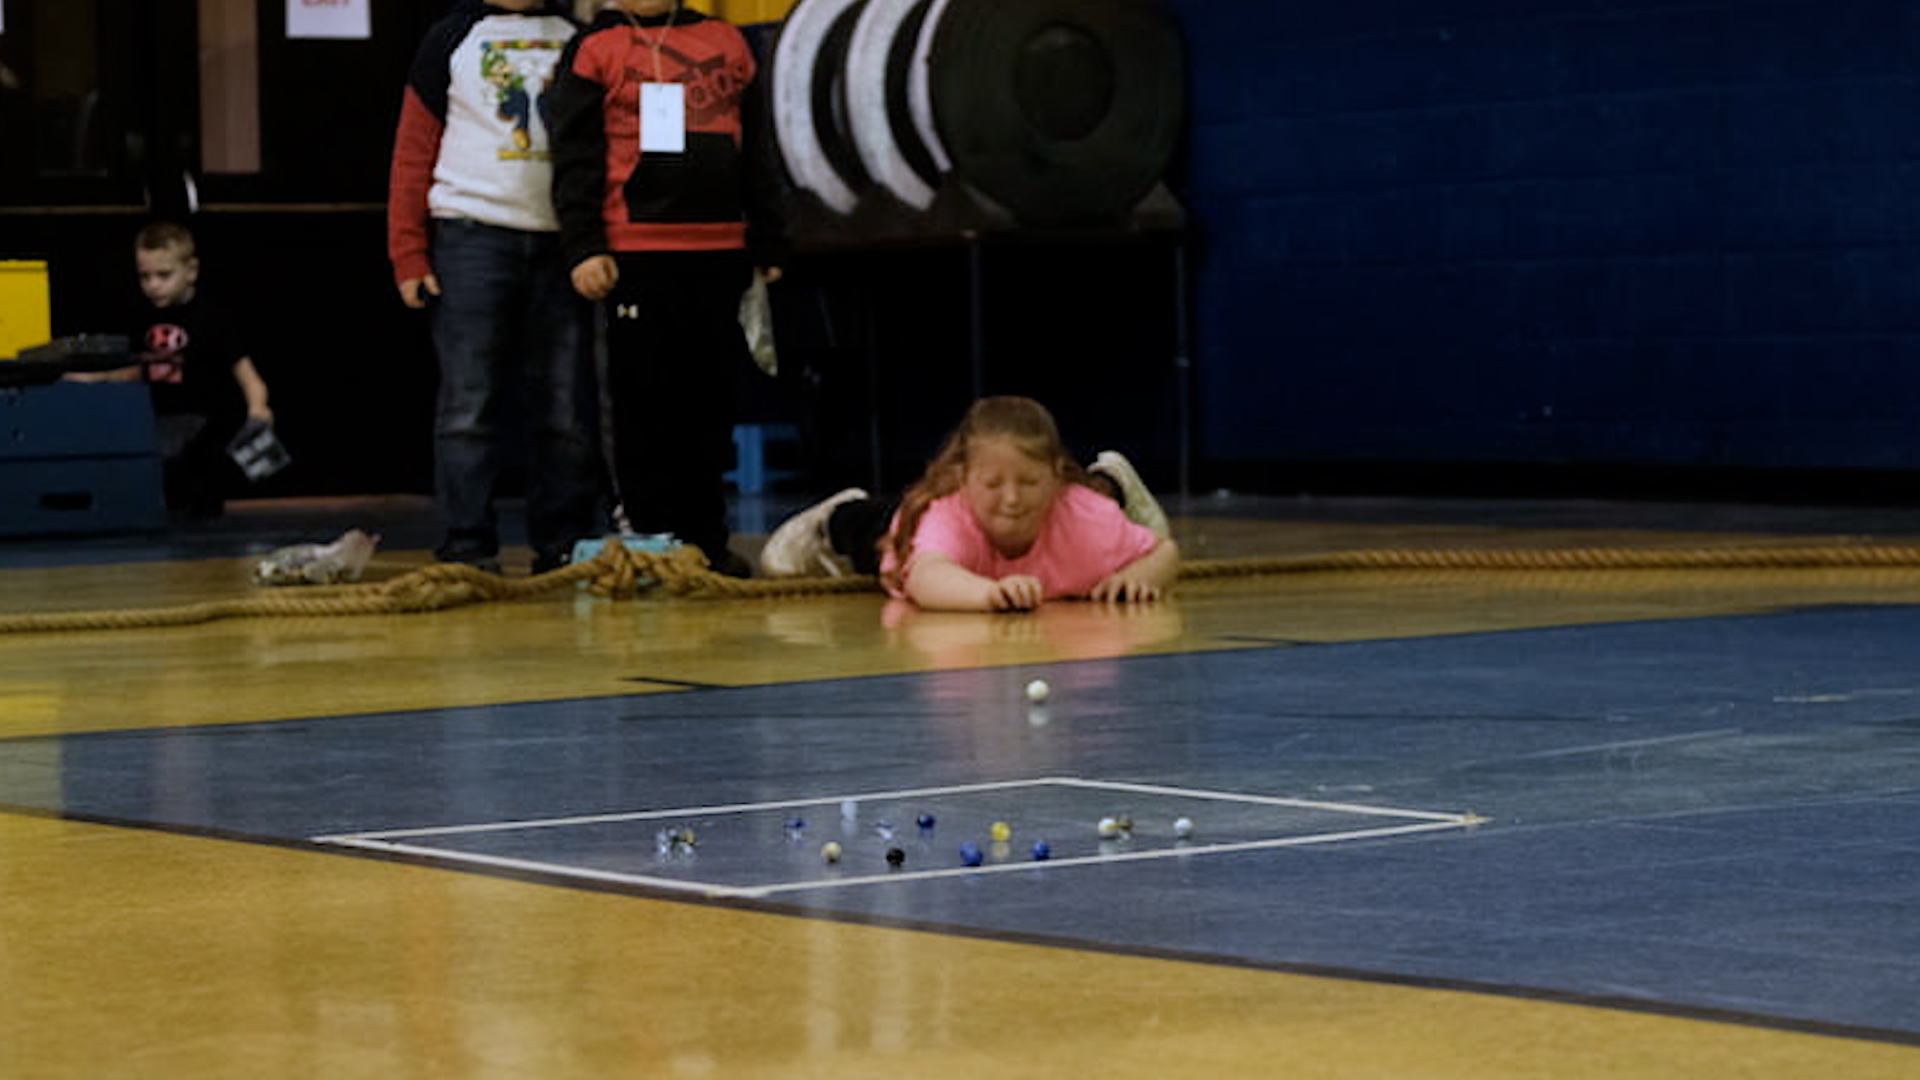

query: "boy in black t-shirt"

left=70, top=222, right=273, bottom=518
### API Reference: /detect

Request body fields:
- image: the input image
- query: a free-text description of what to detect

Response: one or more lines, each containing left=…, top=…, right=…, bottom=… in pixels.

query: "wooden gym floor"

left=3, top=490, right=1920, bottom=1078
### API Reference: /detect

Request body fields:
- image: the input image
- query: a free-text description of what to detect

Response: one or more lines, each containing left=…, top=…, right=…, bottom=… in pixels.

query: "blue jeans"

left=429, top=219, right=603, bottom=564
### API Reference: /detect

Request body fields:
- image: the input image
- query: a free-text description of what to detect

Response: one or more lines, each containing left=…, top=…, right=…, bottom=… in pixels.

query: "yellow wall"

left=0, top=261, right=52, bottom=359
left=584, top=1, right=794, bottom=22
left=707, top=0, right=797, bottom=24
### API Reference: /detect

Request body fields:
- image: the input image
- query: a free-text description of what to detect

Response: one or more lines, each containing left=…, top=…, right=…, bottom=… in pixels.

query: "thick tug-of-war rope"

left=0, top=540, right=871, bottom=634
left=5, top=538, right=1920, bottom=634
left=1177, top=543, right=1920, bottom=578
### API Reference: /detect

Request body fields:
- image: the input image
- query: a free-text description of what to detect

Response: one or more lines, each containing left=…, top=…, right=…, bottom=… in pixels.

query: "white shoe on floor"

left=1090, top=451, right=1170, bottom=538
left=759, top=488, right=869, bottom=577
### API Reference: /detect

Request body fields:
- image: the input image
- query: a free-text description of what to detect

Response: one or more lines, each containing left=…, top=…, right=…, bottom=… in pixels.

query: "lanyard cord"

left=616, top=3, right=679, bottom=83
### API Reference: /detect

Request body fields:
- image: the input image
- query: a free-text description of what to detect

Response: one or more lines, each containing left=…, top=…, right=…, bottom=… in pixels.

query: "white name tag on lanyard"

left=640, top=82, right=686, bottom=153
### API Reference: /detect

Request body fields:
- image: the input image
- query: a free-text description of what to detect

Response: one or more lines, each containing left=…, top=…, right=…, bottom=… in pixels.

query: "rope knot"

left=377, top=561, right=505, bottom=611
left=580, top=539, right=655, bottom=599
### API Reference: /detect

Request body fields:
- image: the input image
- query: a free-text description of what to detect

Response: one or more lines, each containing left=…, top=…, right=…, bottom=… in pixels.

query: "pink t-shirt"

left=882, top=484, right=1162, bottom=601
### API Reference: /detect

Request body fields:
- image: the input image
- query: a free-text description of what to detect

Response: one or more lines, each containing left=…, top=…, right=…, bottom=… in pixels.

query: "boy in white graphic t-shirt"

left=388, top=0, right=605, bottom=575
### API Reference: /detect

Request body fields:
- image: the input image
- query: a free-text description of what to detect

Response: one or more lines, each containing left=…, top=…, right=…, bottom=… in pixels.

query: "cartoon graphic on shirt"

left=482, top=39, right=563, bottom=158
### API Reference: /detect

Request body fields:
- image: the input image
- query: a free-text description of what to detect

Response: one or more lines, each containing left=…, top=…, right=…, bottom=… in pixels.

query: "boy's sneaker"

left=442, top=554, right=503, bottom=576
left=760, top=488, right=868, bottom=577
left=1090, top=451, right=1171, bottom=538
left=436, top=542, right=503, bottom=576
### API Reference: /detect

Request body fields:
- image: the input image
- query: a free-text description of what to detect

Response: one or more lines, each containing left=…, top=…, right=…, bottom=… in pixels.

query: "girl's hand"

left=1090, top=570, right=1165, bottom=604
left=988, top=575, right=1045, bottom=611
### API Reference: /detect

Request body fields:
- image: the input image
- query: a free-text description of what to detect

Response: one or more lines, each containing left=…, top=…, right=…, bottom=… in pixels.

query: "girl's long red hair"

left=879, top=396, right=1090, bottom=592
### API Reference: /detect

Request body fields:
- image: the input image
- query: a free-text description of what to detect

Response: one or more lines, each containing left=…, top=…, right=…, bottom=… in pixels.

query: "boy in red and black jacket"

left=548, top=0, right=786, bottom=577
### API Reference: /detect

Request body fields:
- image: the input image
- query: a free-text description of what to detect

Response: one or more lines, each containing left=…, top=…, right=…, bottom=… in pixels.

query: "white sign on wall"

left=287, top=0, right=370, bottom=41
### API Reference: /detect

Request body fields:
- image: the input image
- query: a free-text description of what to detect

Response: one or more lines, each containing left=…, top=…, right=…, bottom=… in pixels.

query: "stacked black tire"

left=770, top=0, right=1185, bottom=246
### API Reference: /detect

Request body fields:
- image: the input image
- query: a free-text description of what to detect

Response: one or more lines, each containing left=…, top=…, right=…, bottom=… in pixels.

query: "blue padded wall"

left=1167, top=0, right=1920, bottom=475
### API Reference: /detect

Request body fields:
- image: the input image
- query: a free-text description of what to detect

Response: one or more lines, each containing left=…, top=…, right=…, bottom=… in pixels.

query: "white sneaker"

left=1090, top=451, right=1170, bottom=538
left=759, top=488, right=869, bottom=577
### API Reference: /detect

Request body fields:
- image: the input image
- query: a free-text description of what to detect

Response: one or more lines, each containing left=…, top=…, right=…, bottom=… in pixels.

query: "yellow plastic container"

left=0, top=260, right=52, bottom=360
